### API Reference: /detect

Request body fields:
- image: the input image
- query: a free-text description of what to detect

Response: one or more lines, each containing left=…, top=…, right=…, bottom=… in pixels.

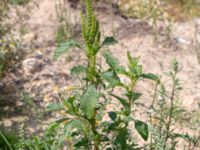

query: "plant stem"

left=91, top=118, right=100, bottom=150
left=87, top=55, right=96, bottom=83
left=150, top=83, right=158, bottom=149
left=163, top=76, right=176, bottom=149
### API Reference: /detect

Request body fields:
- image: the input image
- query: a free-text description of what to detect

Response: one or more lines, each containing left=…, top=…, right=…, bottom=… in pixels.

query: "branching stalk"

left=163, top=73, right=177, bottom=149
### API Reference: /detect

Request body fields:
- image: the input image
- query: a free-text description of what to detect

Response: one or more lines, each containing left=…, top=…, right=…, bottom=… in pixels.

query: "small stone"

left=22, top=58, right=43, bottom=74
left=44, top=94, right=52, bottom=102
left=35, top=54, right=43, bottom=59
left=175, top=37, right=191, bottom=45
left=3, top=119, right=12, bottom=127
left=23, top=32, right=37, bottom=43
left=3, top=81, right=17, bottom=94
left=28, top=127, right=35, bottom=133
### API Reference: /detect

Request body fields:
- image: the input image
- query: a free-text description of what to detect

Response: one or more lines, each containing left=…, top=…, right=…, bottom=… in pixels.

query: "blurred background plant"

left=0, top=129, right=18, bottom=150
left=149, top=60, right=200, bottom=149
left=0, top=37, right=24, bottom=78
left=9, top=0, right=30, bottom=5
left=0, top=0, right=26, bottom=78
left=55, top=0, right=78, bottom=45
left=118, top=0, right=200, bottom=21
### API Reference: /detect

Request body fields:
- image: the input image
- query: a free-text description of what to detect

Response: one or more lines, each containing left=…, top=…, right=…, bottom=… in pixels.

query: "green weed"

left=1, top=0, right=199, bottom=149
left=52, top=0, right=159, bottom=149
left=0, top=130, right=18, bottom=150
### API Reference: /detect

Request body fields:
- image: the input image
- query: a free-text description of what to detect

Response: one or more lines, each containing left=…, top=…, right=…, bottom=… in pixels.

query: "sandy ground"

left=0, top=0, right=200, bottom=149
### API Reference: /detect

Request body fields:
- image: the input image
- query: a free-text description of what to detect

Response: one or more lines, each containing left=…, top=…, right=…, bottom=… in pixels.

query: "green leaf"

left=103, top=51, right=126, bottom=74
left=173, top=133, right=193, bottom=142
left=64, top=119, right=84, bottom=135
left=45, top=103, right=64, bottom=112
left=46, top=121, right=62, bottom=135
left=102, top=36, right=118, bottom=46
left=63, top=97, right=76, bottom=115
left=141, top=73, right=160, bottom=83
left=108, top=111, right=117, bottom=121
left=110, top=94, right=130, bottom=114
left=0, top=130, right=14, bottom=150
left=114, top=128, right=129, bottom=149
left=54, top=39, right=81, bottom=60
left=80, top=86, right=99, bottom=119
left=102, top=70, right=121, bottom=88
left=74, top=139, right=88, bottom=148
left=125, top=92, right=142, bottom=102
left=127, top=52, right=142, bottom=78
left=70, top=65, right=86, bottom=76
left=135, top=120, right=149, bottom=141
left=46, top=118, right=70, bottom=135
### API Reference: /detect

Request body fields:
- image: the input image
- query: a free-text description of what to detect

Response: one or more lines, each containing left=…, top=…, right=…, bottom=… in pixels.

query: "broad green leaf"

left=45, top=103, right=64, bottom=112
left=135, top=120, right=149, bottom=141
left=102, top=36, right=118, bottom=46
left=64, top=120, right=82, bottom=129
left=64, top=119, right=84, bottom=135
left=80, top=86, right=99, bottom=119
left=103, top=51, right=126, bottom=74
left=54, top=39, right=81, bottom=60
left=70, top=65, right=86, bottom=76
left=125, top=92, right=142, bottom=102
left=102, top=70, right=121, bottom=88
left=141, top=73, right=160, bottom=83
left=114, top=128, right=129, bottom=149
left=108, top=111, right=117, bottom=121
left=110, top=94, right=130, bottom=114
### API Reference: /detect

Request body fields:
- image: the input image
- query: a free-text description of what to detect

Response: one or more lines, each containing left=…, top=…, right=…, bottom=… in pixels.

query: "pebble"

left=175, top=37, right=191, bottom=45
left=3, top=119, right=12, bottom=127
left=22, top=58, right=43, bottom=74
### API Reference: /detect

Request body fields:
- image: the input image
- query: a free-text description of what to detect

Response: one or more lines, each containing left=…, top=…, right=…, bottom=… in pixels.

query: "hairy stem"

left=163, top=75, right=176, bottom=149
left=87, top=55, right=96, bottom=83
